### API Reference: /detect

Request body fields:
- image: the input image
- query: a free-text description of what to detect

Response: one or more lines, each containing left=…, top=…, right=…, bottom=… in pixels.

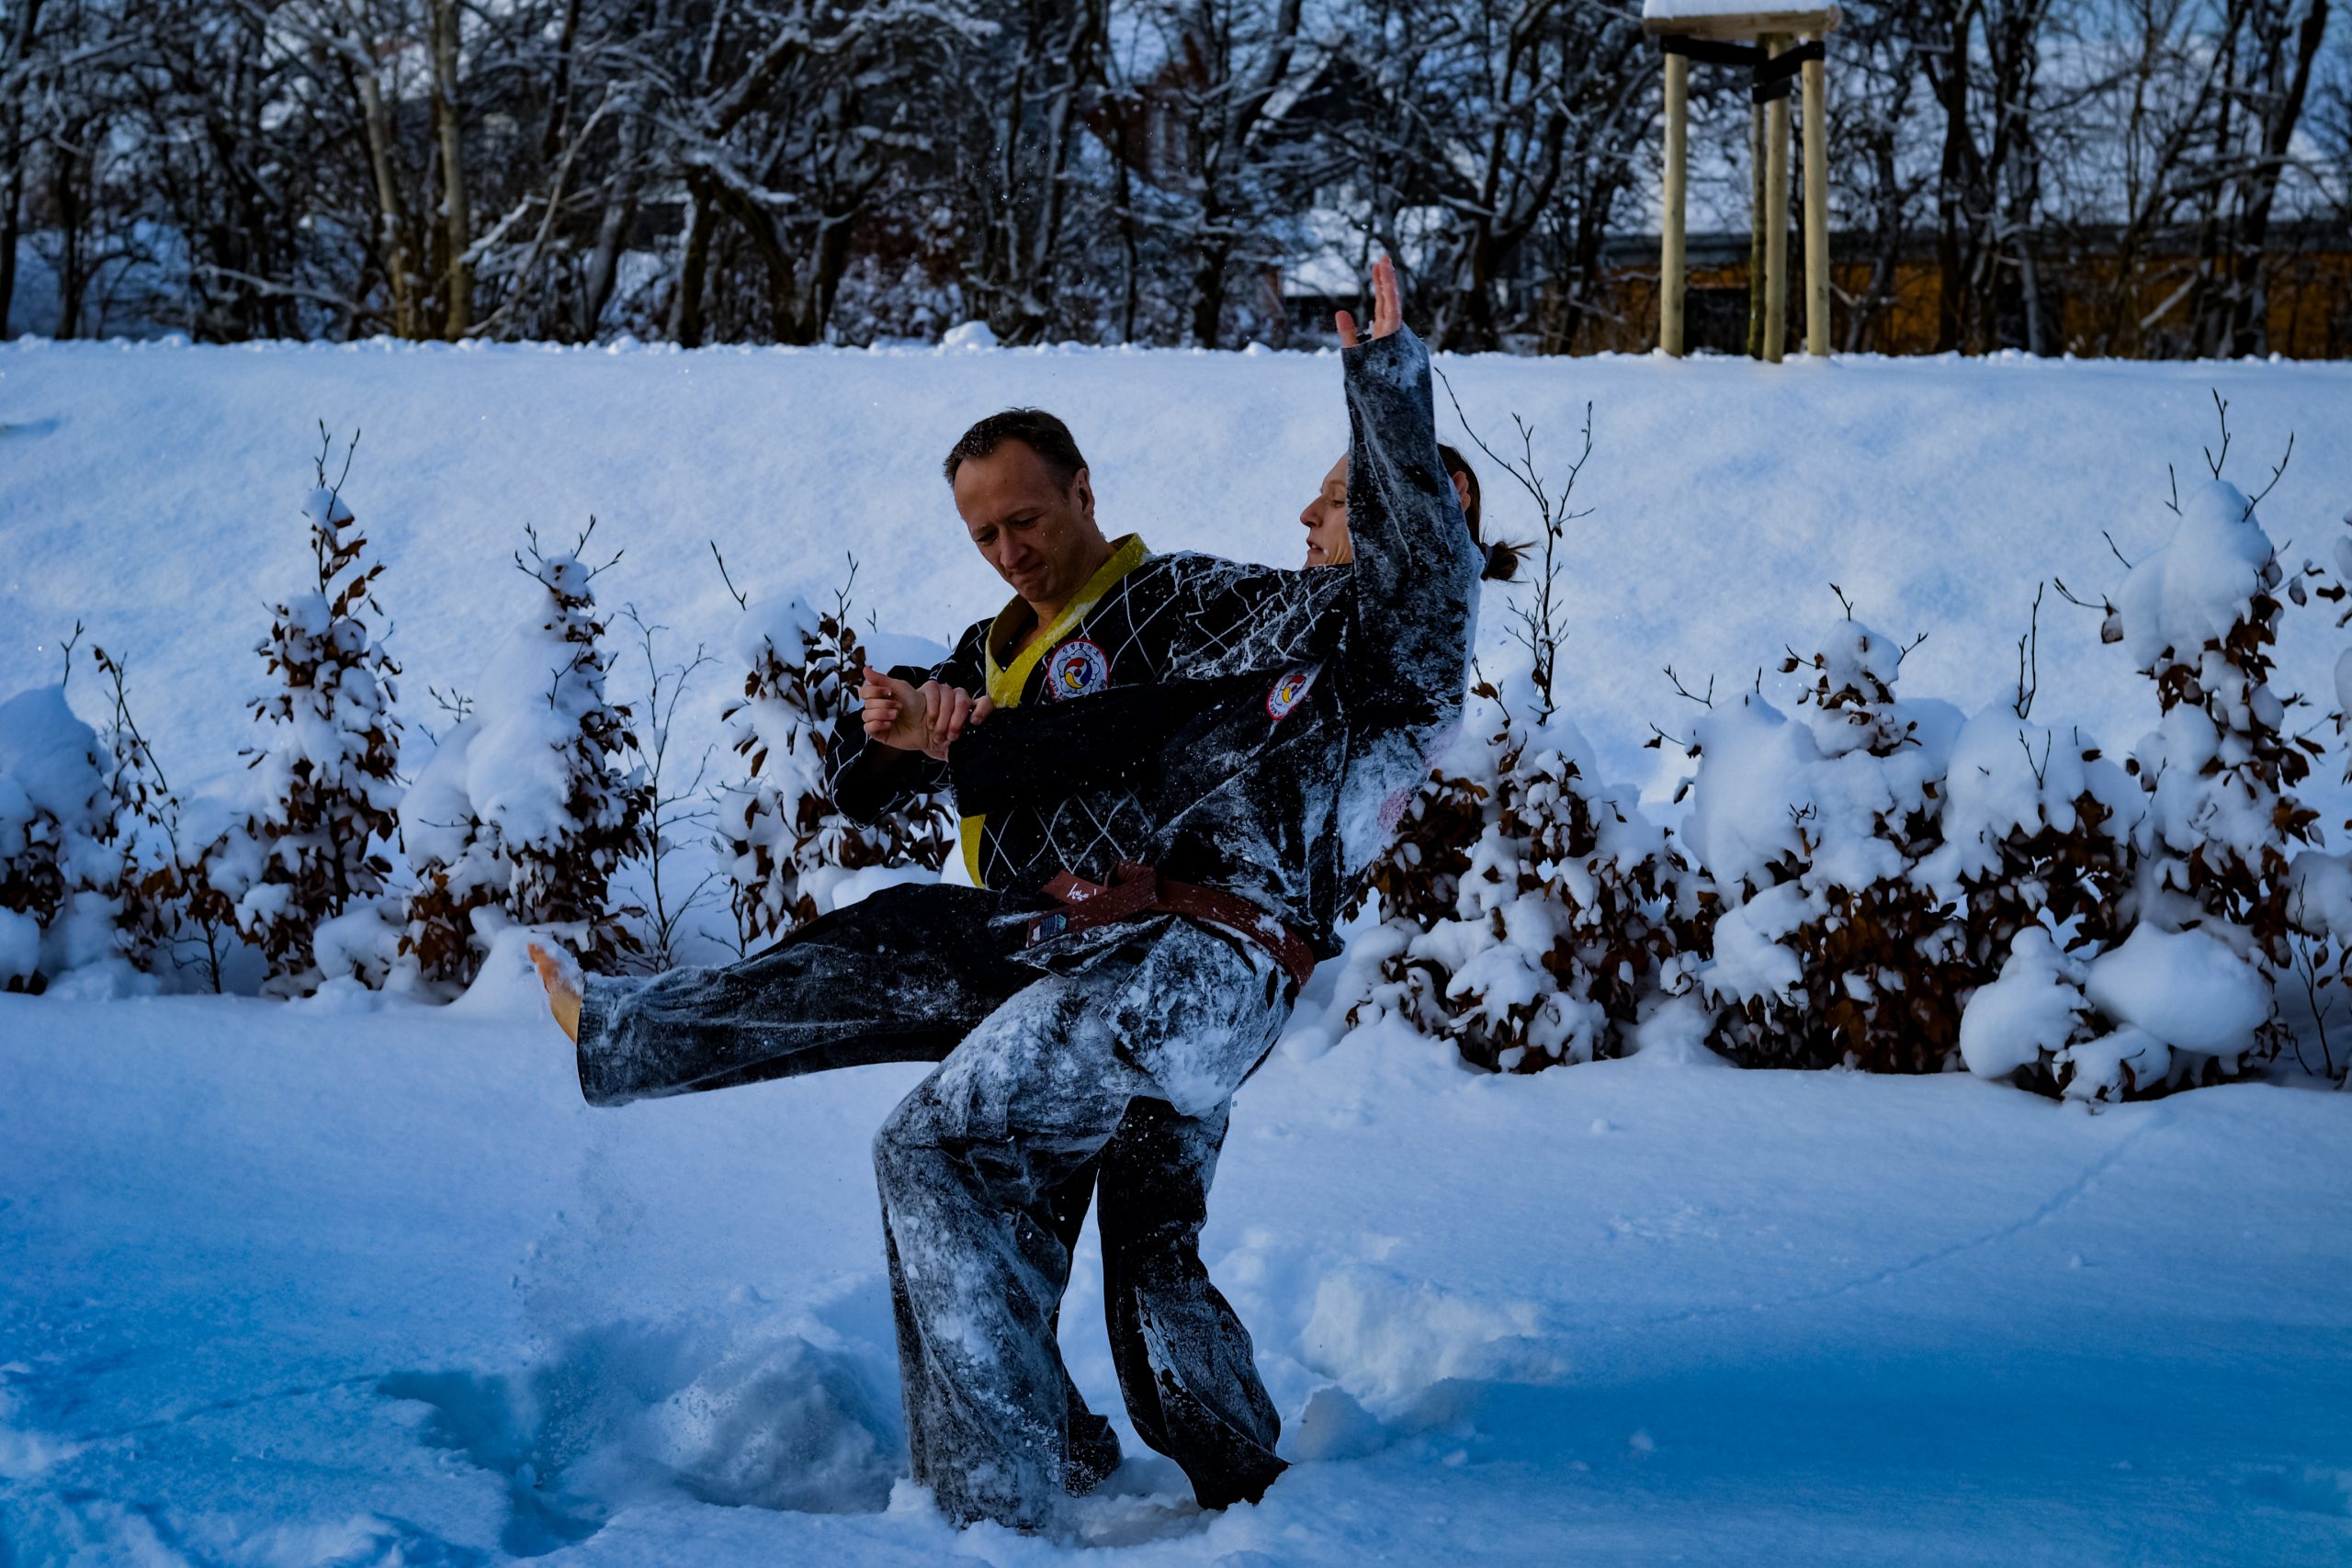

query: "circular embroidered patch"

left=1046, top=637, right=1111, bottom=699
left=1266, top=664, right=1319, bottom=720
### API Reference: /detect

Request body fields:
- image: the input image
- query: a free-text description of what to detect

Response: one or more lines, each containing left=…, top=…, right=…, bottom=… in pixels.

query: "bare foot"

left=527, top=942, right=582, bottom=1043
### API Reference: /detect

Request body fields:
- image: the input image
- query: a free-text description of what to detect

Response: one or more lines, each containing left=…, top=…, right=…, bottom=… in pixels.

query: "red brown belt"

left=1025, top=861, right=1317, bottom=992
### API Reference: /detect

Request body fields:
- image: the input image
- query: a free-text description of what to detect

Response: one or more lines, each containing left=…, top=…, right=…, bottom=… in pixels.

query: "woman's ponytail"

left=1435, top=442, right=1524, bottom=584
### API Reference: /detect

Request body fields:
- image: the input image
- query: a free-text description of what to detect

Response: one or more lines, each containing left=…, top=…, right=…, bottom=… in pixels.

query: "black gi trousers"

left=574, top=882, right=1286, bottom=1522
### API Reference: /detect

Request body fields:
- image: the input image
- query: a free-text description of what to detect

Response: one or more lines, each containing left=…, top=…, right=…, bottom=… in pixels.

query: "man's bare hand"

left=1334, top=254, right=1404, bottom=348
left=863, top=667, right=991, bottom=761
left=860, top=668, right=932, bottom=752
left=527, top=941, right=582, bottom=1043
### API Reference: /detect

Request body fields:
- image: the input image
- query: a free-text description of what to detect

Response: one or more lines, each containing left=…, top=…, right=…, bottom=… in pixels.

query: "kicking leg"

left=572, top=883, right=1043, bottom=1105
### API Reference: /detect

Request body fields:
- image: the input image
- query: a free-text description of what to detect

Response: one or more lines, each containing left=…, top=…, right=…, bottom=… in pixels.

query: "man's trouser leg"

left=1096, top=1097, right=1286, bottom=1508
left=871, top=922, right=1289, bottom=1530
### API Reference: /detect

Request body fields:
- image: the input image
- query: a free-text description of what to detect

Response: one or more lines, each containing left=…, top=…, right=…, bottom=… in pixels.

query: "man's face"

left=952, top=440, right=1102, bottom=605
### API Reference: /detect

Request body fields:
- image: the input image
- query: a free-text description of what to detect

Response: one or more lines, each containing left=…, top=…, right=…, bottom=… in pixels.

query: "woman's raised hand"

left=1333, top=254, right=1404, bottom=348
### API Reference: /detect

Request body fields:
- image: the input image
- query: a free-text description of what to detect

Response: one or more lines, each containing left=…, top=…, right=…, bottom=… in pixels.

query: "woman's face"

left=1299, top=454, right=1476, bottom=570
left=1300, top=456, right=1352, bottom=568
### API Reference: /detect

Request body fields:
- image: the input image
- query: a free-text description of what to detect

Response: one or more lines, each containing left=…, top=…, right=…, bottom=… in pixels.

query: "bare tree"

left=5, top=0, right=2344, bottom=355
left=1319, top=0, right=1651, bottom=352
left=617, top=605, right=719, bottom=971
left=2195, top=0, right=2333, bottom=355
left=1119, top=0, right=1307, bottom=346
left=1823, top=3, right=1938, bottom=352
left=643, top=0, right=982, bottom=346
left=947, top=0, right=1106, bottom=344
left=4, top=0, right=145, bottom=337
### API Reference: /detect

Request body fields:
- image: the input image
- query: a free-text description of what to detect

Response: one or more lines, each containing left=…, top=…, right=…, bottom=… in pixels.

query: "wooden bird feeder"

left=1643, top=2, right=1840, bottom=360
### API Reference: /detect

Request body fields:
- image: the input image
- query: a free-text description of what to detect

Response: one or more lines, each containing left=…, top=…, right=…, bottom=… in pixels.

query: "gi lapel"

left=959, top=533, right=1151, bottom=885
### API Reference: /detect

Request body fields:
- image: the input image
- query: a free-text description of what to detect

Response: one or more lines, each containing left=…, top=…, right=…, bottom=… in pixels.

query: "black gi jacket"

left=829, top=325, right=1479, bottom=960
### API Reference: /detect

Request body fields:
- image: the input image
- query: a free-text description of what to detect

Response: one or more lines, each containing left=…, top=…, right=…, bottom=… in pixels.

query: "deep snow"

left=3, top=340, right=2351, bottom=1563
left=5, top=975, right=2352, bottom=1565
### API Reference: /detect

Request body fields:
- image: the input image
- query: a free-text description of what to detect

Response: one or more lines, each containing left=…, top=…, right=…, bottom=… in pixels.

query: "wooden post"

left=1802, top=37, right=1830, bottom=355
left=1762, top=35, right=1791, bottom=364
left=1661, top=51, right=1690, bottom=356
left=1747, top=97, right=1766, bottom=358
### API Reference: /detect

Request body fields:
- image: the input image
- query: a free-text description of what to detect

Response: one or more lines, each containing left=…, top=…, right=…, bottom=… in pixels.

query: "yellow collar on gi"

left=960, top=532, right=1149, bottom=885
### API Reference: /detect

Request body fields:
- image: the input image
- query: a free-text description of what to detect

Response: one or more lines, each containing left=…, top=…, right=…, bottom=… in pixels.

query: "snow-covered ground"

left=5, top=973, right=2352, bottom=1561
left=6, top=976, right=2351, bottom=1564
left=4, top=340, right=2352, bottom=1563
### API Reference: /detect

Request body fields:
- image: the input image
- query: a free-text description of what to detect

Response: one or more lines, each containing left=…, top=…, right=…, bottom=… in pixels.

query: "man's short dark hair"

left=943, top=408, right=1089, bottom=489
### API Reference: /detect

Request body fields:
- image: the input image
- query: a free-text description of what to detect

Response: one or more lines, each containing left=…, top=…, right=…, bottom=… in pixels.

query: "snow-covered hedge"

left=719, top=584, right=951, bottom=951
left=401, top=522, right=652, bottom=986
left=1353, top=409, right=2327, bottom=1098
left=3, top=439, right=958, bottom=998
left=1349, top=668, right=1699, bottom=1071
left=1955, top=476, right=2313, bottom=1095
left=237, top=442, right=405, bottom=993
left=14, top=401, right=2344, bottom=1101
left=1682, top=621, right=1973, bottom=1071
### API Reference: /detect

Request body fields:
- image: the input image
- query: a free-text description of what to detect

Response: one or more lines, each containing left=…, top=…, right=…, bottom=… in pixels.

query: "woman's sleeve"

left=1335, top=326, right=1481, bottom=743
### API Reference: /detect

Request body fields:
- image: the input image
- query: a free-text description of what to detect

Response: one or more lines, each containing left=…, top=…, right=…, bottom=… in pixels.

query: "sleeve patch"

left=1267, top=663, right=1321, bottom=720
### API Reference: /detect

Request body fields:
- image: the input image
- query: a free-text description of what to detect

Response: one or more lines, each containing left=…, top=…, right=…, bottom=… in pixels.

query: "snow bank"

left=2084, top=924, right=2270, bottom=1059
left=0, top=1369, right=83, bottom=1482
left=2111, top=481, right=2273, bottom=671
left=4, top=967, right=2350, bottom=1562
left=9, top=341, right=2347, bottom=839
left=1295, top=1264, right=1566, bottom=1415
left=0, top=684, right=102, bottom=829
left=1958, top=930, right=2088, bottom=1080
left=382, top=1314, right=904, bottom=1521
